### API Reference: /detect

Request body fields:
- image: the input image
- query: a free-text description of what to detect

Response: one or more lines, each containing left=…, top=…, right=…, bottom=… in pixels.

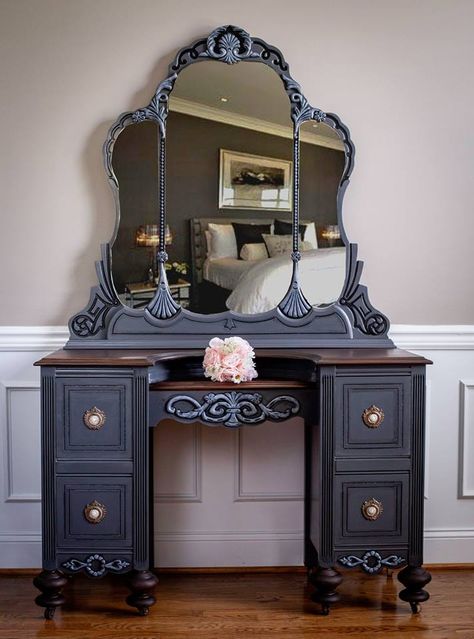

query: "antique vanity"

left=33, top=25, right=432, bottom=620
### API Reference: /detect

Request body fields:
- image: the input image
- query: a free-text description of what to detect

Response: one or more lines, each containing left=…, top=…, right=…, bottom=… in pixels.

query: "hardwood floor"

left=1, top=568, right=473, bottom=639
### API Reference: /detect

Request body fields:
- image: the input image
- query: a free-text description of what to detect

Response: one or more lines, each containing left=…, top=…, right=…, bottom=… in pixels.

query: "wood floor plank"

left=0, top=570, right=473, bottom=639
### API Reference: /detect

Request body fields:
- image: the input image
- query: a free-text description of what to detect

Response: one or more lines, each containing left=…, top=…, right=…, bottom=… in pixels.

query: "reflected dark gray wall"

left=111, top=113, right=344, bottom=293
left=112, top=120, right=159, bottom=293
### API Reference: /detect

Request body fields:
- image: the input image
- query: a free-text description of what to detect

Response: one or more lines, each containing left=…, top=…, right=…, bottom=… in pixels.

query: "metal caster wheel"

left=138, top=606, right=149, bottom=616
left=410, top=602, right=421, bottom=614
left=321, top=604, right=330, bottom=616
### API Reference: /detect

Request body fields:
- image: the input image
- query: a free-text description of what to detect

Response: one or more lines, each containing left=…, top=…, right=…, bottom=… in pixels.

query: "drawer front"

left=56, top=476, right=132, bottom=548
left=335, top=375, right=411, bottom=457
left=56, top=377, right=132, bottom=459
left=334, top=473, right=409, bottom=547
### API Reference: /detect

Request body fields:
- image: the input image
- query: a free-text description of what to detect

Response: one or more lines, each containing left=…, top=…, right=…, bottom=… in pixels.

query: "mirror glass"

left=166, top=60, right=294, bottom=314
left=110, top=62, right=347, bottom=315
left=111, top=120, right=161, bottom=308
left=298, top=119, right=346, bottom=307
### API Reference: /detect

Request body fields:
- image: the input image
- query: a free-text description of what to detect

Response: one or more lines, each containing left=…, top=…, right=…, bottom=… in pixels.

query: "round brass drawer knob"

left=361, top=497, right=383, bottom=521
left=362, top=405, right=384, bottom=428
left=83, top=407, right=106, bottom=430
left=84, top=500, right=107, bottom=524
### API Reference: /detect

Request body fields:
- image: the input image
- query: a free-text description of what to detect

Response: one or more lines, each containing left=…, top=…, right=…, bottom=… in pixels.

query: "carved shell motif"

left=206, top=25, right=252, bottom=64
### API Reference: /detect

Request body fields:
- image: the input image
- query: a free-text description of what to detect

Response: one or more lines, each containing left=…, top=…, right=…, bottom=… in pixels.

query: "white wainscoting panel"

left=3, top=383, right=41, bottom=502
left=153, top=421, right=202, bottom=502
left=234, top=418, right=304, bottom=502
left=459, top=381, right=474, bottom=498
left=0, top=325, right=473, bottom=567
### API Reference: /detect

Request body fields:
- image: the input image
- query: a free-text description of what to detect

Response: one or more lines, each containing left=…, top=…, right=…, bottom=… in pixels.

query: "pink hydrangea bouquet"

left=203, top=336, right=258, bottom=384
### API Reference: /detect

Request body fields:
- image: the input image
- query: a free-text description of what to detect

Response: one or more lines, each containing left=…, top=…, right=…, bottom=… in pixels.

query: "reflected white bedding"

left=226, top=248, right=346, bottom=314
left=203, top=257, right=263, bottom=290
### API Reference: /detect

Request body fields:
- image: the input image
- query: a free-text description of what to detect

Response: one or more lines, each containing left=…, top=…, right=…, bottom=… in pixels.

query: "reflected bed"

left=191, top=217, right=345, bottom=314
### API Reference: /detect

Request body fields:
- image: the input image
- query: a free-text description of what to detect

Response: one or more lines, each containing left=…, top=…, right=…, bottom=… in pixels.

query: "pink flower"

left=203, top=336, right=257, bottom=383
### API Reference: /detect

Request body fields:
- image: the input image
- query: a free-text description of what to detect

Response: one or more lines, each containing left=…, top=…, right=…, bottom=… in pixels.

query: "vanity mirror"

left=68, top=24, right=391, bottom=348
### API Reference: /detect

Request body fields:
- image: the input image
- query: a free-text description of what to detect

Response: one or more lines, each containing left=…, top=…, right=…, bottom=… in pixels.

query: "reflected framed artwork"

left=218, top=149, right=292, bottom=211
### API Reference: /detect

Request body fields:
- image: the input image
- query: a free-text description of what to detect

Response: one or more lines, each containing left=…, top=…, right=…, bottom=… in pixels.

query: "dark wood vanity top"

left=35, top=347, right=431, bottom=367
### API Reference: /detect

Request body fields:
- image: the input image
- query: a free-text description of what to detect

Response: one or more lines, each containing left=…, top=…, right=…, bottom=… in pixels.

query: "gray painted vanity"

left=33, top=25, right=432, bottom=620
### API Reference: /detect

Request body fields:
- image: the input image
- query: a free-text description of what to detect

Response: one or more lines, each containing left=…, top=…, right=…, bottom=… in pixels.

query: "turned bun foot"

left=398, top=565, right=431, bottom=613
left=309, top=566, right=343, bottom=615
left=33, top=570, right=68, bottom=619
left=126, top=570, right=159, bottom=615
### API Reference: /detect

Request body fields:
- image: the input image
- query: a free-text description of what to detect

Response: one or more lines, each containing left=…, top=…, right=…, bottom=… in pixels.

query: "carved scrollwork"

left=338, top=550, right=405, bottom=575
left=132, top=76, right=176, bottom=136
left=339, top=244, right=390, bottom=336
left=291, top=94, right=327, bottom=128
left=146, top=262, right=181, bottom=320
left=62, top=554, right=130, bottom=578
left=278, top=279, right=313, bottom=319
left=206, top=25, right=253, bottom=64
left=69, top=244, right=121, bottom=338
left=166, top=391, right=300, bottom=428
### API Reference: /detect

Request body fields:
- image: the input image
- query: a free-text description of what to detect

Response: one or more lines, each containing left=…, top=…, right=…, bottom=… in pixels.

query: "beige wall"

left=0, top=0, right=473, bottom=325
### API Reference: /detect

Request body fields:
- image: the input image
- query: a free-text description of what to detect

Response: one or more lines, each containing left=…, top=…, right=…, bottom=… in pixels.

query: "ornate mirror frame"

left=67, top=25, right=392, bottom=349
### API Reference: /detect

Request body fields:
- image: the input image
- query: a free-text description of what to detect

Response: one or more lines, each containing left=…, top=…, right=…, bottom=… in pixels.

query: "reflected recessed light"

left=312, top=123, right=318, bottom=128
left=219, top=97, right=229, bottom=103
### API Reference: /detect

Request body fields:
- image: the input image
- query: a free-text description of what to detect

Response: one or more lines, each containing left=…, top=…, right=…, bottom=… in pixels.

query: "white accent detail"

left=459, top=381, right=474, bottom=498
left=169, top=96, right=345, bottom=151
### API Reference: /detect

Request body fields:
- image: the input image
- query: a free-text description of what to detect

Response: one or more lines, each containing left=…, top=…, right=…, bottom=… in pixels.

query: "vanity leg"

left=309, top=566, right=343, bottom=615
left=33, top=570, right=68, bottom=620
left=397, top=565, right=432, bottom=613
left=126, top=570, right=159, bottom=616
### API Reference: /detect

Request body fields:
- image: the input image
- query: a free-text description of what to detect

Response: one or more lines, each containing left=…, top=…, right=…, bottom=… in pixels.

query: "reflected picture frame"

left=218, top=149, right=293, bottom=211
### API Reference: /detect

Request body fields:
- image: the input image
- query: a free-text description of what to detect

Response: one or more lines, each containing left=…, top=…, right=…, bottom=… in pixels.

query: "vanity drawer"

left=56, top=476, right=132, bottom=548
left=334, top=472, right=409, bottom=547
left=56, top=376, right=132, bottom=459
left=334, top=375, right=411, bottom=457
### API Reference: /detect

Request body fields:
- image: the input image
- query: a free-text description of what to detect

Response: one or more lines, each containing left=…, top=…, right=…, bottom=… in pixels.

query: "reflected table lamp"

left=320, top=224, right=341, bottom=248
left=135, top=224, right=173, bottom=282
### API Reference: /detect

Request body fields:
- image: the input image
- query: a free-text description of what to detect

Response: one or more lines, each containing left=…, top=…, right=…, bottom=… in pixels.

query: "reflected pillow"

left=240, top=243, right=269, bottom=261
left=274, top=219, right=318, bottom=248
left=232, top=223, right=272, bottom=259
left=274, top=219, right=305, bottom=239
left=207, top=223, right=238, bottom=259
left=262, top=234, right=314, bottom=257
